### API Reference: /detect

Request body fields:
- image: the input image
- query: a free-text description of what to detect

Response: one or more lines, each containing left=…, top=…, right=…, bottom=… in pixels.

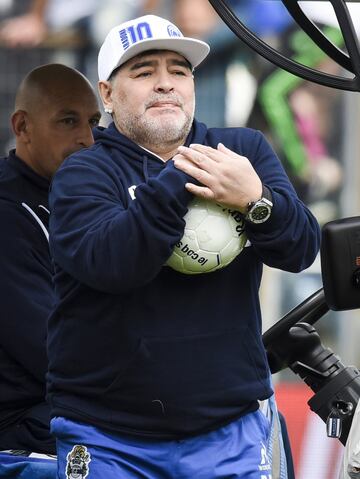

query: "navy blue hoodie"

left=47, top=120, right=320, bottom=438
left=0, top=151, right=55, bottom=453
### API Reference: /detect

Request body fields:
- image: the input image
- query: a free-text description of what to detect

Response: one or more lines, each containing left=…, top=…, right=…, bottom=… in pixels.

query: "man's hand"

left=173, top=143, right=262, bottom=212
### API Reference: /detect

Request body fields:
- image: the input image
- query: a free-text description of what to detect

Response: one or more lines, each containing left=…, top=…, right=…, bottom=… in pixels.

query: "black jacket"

left=0, top=150, right=55, bottom=453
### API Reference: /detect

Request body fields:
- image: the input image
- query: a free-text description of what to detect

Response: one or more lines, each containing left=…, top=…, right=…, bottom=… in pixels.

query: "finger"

left=185, top=183, right=215, bottom=200
left=172, top=152, right=188, bottom=162
left=194, top=142, right=247, bottom=164
left=174, top=158, right=214, bottom=186
left=174, top=152, right=211, bottom=169
left=188, top=144, right=222, bottom=161
left=189, top=143, right=240, bottom=165
left=177, top=146, right=213, bottom=170
left=217, top=142, right=247, bottom=161
left=188, top=144, right=215, bottom=153
left=189, top=143, right=231, bottom=155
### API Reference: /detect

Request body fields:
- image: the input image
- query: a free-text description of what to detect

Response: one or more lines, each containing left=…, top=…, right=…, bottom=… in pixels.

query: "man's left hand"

left=173, top=143, right=262, bottom=212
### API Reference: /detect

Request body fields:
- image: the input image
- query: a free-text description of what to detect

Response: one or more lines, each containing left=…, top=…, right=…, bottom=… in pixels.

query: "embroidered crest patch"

left=65, top=444, right=91, bottom=479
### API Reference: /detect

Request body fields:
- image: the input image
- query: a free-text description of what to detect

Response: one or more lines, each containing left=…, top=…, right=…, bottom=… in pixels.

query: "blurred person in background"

left=0, top=0, right=47, bottom=47
left=0, top=0, right=99, bottom=48
left=0, top=0, right=165, bottom=51
left=0, top=63, right=100, bottom=461
left=247, top=3, right=348, bottom=224
left=0, top=0, right=108, bottom=86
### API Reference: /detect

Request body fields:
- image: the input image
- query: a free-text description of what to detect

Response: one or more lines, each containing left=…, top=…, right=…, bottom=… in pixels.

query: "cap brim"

left=112, top=37, right=210, bottom=77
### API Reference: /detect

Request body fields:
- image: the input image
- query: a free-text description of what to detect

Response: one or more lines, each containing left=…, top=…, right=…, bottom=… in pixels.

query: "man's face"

left=25, top=86, right=101, bottom=178
left=106, top=50, right=195, bottom=148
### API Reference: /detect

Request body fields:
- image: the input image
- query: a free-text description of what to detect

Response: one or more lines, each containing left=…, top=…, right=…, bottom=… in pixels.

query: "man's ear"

left=98, top=81, right=113, bottom=114
left=11, top=110, right=30, bottom=142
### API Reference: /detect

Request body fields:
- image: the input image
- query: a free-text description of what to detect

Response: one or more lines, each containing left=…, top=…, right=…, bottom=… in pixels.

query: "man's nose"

left=154, top=72, right=175, bottom=93
left=77, top=124, right=94, bottom=148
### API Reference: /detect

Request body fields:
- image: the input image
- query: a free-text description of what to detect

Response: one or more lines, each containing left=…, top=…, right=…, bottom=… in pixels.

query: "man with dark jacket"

left=0, top=63, right=100, bottom=456
left=48, top=15, right=320, bottom=478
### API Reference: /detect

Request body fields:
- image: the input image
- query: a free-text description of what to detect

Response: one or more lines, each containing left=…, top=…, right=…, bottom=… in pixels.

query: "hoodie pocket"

left=104, top=328, right=269, bottom=405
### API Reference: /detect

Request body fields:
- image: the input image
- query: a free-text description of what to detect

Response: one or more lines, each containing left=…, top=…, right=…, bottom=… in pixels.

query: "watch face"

left=247, top=199, right=272, bottom=224
left=246, top=197, right=273, bottom=224
left=251, top=205, right=271, bottom=222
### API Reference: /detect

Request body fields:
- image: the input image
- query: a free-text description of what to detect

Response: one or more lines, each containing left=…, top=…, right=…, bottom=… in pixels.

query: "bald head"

left=12, top=63, right=101, bottom=179
left=15, top=63, right=95, bottom=113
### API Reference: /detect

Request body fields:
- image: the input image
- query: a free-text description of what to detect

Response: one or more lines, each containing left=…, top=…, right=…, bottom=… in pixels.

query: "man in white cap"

left=47, top=14, right=320, bottom=478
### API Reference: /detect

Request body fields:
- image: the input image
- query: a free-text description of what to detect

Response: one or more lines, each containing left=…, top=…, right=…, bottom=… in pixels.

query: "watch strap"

left=261, top=185, right=273, bottom=206
left=246, top=185, right=273, bottom=213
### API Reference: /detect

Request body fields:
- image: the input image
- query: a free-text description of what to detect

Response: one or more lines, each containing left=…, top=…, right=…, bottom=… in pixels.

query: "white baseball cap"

left=98, top=14, right=210, bottom=81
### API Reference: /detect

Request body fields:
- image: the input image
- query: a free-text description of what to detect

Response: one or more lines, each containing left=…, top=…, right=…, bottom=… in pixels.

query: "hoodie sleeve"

left=240, top=129, right=320, bottom=272
left=0, top=204, right=52, bottom=382
left=49, top=153, right=194, bottom=293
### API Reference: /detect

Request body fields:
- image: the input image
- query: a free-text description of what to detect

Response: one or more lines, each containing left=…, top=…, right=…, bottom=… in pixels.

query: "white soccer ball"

left=166, top=197, right=247, bottom=274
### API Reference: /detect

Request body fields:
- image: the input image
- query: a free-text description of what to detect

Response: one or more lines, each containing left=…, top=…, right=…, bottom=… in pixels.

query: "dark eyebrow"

left=168, top=59, right=192, bottom=70
left=129, top=60, right=156, bottom=71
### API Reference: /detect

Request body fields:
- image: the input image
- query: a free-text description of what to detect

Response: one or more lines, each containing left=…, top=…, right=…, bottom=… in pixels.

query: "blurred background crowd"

left=1, top=1, right=360, bottom=477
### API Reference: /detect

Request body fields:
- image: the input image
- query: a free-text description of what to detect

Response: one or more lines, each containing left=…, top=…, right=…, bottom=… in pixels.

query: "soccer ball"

left=166, top=197, right=247, bottom=274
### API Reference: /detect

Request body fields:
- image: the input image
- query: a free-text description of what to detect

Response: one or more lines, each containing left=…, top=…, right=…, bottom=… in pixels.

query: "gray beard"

left=116, top=112, right=193, bottom=148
